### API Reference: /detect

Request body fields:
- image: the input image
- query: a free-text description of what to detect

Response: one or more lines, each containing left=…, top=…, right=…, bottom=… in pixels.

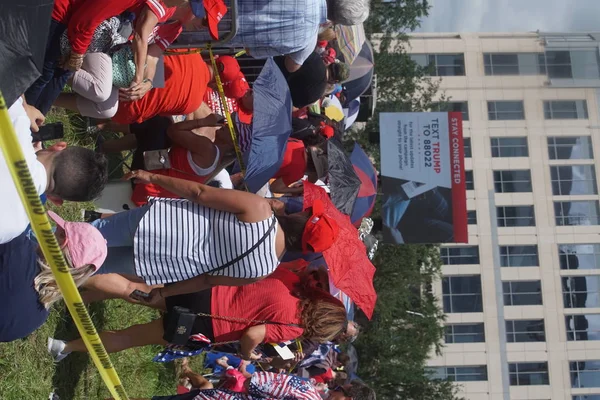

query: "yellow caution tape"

left=207, top=44, right=246, bottom=174
left=0, top=93, right=129, bottom=400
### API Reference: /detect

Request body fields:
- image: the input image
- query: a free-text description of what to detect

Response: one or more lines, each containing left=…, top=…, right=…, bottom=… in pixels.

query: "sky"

left=416, top=0, right=600, bottom=33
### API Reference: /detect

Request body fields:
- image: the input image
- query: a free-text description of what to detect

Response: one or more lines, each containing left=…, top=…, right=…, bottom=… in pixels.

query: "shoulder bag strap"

left=207, top=215, right=278, bottom=275
left=196, top=311, right=302, bottom=328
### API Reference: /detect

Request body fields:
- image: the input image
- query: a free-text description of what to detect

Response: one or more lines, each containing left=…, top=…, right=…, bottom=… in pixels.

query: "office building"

left=405, top=32, right=600, bottom=400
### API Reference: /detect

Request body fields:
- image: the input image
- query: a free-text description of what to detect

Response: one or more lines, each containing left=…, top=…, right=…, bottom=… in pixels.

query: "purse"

left=143, top=149, right=172, bottom=170
left=111, top=46, right=137, bottom=88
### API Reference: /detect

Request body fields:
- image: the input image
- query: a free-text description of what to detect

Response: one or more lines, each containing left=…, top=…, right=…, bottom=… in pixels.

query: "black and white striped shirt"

left=133, top=199, right=279, bottom=285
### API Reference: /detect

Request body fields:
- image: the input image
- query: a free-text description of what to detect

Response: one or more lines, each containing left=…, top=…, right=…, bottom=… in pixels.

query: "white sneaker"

left=47, top=338, right=70, bottom=362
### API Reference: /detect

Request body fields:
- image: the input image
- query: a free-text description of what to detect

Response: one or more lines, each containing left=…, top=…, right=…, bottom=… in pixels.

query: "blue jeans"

left=25, top=19, right=74, bottom=115
left=91, top=206, right=149, bottom=276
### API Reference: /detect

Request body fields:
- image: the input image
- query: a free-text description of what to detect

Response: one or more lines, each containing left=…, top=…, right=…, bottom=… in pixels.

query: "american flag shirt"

left=192, top=371, right=321, bottom=400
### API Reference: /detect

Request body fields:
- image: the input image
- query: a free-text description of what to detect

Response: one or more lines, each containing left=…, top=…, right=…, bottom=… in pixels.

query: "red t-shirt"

left=130, top=1, right=183, bottom=50
left=113, top=52, right=210, bottom=125
left=130, top=146, right=211, bottom=206
left=272, top=139, right=307, bottom=186
left=210, top=268, right=304, bottom=343
left=52, top=0, right=143, bottom=54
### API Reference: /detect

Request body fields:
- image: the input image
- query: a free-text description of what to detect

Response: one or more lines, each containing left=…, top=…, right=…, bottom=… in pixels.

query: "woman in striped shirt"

left=82, top=170, right=340, bottom=306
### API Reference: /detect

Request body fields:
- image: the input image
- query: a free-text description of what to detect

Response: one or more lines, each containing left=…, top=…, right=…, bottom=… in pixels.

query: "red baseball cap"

left=193, top=0, right=227, bottom=40
left=301, top=199, right=339, bottom=253
left=319, top=121, right=334, bottom=139
left=217, top=55, right=241, bottom=82
left=224, top=74, right=250, bottom=99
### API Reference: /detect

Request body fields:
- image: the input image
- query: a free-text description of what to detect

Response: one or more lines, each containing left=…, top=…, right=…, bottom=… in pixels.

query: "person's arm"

left=167, top=120, right=219, bottom=169
left=239, top=360, right=252, bottom=378
left=239, top=325, right=267, bottom=360
left=82, top=274, right=158, bottom=306
left=284, top=55, right=302, bottom=73
left=124, top=170, right=272, bottom=219
left=131, top=6, right=159, bottom=84
left=270, top=178, right=304, bottom=195
left=154, top=274, right=261, bottom=300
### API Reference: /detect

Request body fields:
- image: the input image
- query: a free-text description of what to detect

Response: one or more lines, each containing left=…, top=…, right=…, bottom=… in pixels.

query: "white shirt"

left=0, top=98, right=47, bottom=243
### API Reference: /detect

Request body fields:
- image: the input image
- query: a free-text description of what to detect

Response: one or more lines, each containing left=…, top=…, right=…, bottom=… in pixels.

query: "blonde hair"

left=34, top=251, right=96, bottom=308
left=300, top=296, right=347, bottom=342
left=318, top=27, right=337, bottom=43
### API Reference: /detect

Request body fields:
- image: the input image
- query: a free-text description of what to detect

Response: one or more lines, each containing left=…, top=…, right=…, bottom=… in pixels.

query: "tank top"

left=130, top=145, right=219, bottom=206
left=133, top=198, right=279, bottom=285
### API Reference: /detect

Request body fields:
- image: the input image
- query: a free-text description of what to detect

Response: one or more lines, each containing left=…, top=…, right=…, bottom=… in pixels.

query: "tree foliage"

left=347, top=1, right=463, bottom=399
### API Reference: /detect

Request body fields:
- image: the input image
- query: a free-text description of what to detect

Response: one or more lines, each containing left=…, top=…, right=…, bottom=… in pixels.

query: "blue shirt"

left=180, top=0, right=327, bottom=65
left=0, top=230, right=49, bottom=342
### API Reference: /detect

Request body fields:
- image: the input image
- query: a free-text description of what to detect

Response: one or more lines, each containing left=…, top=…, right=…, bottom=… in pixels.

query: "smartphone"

left=31, top=122, right=64, bottom=142
left=129, top=289, right=151, bottom=302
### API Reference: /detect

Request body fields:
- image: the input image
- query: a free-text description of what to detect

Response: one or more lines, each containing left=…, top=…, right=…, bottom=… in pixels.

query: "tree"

left=353, top=244, right=464, bottom=400
left=364, top=0, right=430, bottom=39
left=346, top=3, right=461, bottom=398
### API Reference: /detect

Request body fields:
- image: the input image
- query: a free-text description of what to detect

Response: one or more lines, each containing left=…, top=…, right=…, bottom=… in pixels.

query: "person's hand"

left=123, top=170, right=154, bottom=184
left=216, top=356, right=230, bottom=368
left=23, top=103, right=45, bottom=132
left=119, top=79, right=153, bottom=102
left=63, top=52, right=84, bottom=71
left=248, top=351, right=262, bottom=361
left=142, top=288, right=165, bottom=308
left=239, top=359, right=251, bottom=368
left=267, top=198, right=286, bottom=216
left=293, top=351, right=305, bottom=363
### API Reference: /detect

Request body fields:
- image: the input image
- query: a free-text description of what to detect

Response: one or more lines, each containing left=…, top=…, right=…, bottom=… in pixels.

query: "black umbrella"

left=326, top=138, right=362, bottom=216
left=0, top=0, right=53, bottom=105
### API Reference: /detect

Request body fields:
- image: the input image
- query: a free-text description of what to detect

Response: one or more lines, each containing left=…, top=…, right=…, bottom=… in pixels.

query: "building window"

left=440, top=246, right=480, bottom=265
left=559, top=244, right=600, bottom=270
left=554, top=200, right=600, bottom=226
left=506, top=319, right=546, bottom=342
left=465, top=170, right=474, bottom=190
left=463, top=137, right=472, bottom=158
left=497, top=206, right=536, bottom=227
left=410, top=53, right=465, bottom=76
left=488, top=101, right=525, bottom=120
left=573, top=396, right=600, bottom=400
left=500, top=245, right=539, bottom=267
left=429, top=366, right=488, bottom=382
left=467, top=210, right=477, bottom=225
left=484, top=53, right=546, bottom=75
left=444, top=323, right=485, bottom=343
left=509, top=362, right=549, bottom=386
left=503, top=280, right=543, bottom=306
left=544, top=50, right=600, bottom=79
left=566, top=315, right=600, bottom=341
left=491, top=137, right=529, bottom=157
left=494, top=170, right=532, bottom=193
left=562, top=276, right=600, bottom=308
left=544, top=100, right=588, bottom=119
left=551, top=165, right=598, bottom=195
left=431, top=101, right=470, bottom=121
left=548, top=136, right=593, bottom=160
left=442, top=275, right=483, bottom=313
left=570, top=360, right=600, bottom=388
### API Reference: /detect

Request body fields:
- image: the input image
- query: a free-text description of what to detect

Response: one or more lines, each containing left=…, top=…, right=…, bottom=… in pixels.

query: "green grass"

left=0, top=109, right=205, bottom=400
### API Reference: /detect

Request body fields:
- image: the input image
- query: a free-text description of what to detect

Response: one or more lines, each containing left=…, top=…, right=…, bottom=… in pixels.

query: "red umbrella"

left=303, top=182, right=377, bottom=319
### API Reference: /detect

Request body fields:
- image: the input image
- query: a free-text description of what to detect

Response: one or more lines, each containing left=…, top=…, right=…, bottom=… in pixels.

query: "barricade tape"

left=0, top=93, right=129, bottom=400
left=207, top=44, right=246, bottom=174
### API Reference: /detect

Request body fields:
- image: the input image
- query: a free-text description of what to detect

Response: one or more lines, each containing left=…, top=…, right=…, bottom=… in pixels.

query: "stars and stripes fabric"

left=191, top=372, right=321, bottom=400
left=133, top=198, right=279, bottom=285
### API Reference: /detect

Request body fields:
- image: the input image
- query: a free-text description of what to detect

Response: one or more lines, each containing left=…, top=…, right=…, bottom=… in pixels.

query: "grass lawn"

left=0, top=109, right=205, bottom=400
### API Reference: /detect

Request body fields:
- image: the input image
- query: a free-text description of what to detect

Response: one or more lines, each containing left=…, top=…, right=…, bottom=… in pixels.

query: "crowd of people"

left=0, top=0, right=375, bottom=398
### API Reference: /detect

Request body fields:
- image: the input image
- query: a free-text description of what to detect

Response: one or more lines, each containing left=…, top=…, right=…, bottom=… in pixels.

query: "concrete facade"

left=406, top=32, right=600, bottom=400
